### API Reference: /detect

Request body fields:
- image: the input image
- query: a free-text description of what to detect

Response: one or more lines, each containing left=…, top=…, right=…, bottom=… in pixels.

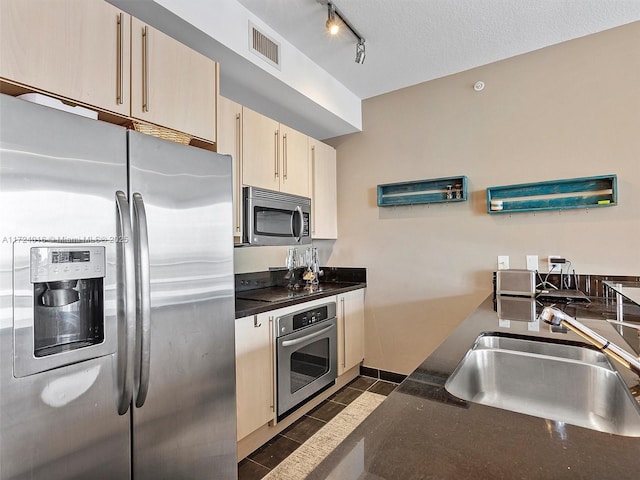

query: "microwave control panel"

left=30, top=246, right=106, bottom=283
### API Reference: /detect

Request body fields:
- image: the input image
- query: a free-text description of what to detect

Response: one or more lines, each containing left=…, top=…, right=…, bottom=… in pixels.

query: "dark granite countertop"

left=235, top=267, right=366, bottom=319
left=235, top=282, right=366, bottom=318
left=307, top=294, right=640, bottom=480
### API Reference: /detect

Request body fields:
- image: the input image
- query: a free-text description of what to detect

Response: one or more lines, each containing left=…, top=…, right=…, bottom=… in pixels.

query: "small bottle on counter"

left=445, top=185, right=453, bottom=200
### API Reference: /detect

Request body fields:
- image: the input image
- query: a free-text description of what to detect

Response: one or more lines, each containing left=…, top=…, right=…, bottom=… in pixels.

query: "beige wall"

left=326, top=22, right=640, bottom=375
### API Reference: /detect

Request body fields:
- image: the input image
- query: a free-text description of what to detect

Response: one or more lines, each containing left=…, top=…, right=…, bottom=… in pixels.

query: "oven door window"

left=289, top=337, right=330, bottom=393
left=254, top=207, right=294, bottom=237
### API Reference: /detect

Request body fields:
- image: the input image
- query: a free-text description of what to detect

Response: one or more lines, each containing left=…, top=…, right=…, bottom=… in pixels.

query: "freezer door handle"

left=132, top=192, right=151, bottom=408
left=116, top=191, right=136, bottom=415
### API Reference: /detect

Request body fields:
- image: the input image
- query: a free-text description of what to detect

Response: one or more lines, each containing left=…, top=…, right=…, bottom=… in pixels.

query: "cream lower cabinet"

left=309, top=138, right=338, bottom=239
left=337, top=289, right=365, bottom=376
left=131, top=18, right=217, bottom=143
left=242, top=107, right=309, bottom=197
left=0, top=0, right=131, bottom=117
left=217, top=96, right=243, bottom=240
left=235, top=314, right=275, bottom=441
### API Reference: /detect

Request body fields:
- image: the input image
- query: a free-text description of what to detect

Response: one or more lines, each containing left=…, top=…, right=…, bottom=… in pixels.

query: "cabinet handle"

left=341, top=297, right=346, bottom=368
left=116, top=13, right=124, bottom=105
left=268, top=316, right=275, bottom=412
left=274, top=131, right=279, bottom=178
left=235, top=113, right=242, bottom=233
left=253, top=316, right=261, bottom=328
left=142, top=26, right=150, bottom=112
left=283, top=133, right=288, bottom=180
left=311, top=145, right=316, bottom=235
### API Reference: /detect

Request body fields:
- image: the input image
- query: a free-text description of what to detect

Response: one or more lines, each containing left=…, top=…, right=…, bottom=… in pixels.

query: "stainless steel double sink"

left=445, top=333, right=640, bottom=437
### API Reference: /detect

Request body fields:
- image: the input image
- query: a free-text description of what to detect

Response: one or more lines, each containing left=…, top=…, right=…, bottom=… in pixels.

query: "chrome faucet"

left=540, top=306, right=640, bottom=377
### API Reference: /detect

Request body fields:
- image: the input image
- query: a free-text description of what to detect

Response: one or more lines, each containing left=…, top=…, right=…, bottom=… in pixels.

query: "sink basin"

left=445, top=333, right=640, bottom=437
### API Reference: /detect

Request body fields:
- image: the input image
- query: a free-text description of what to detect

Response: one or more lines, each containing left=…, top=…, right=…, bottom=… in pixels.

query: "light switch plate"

left=526, top=255, right=538, bottom=271
left=497, top=255, right=510, bottom=270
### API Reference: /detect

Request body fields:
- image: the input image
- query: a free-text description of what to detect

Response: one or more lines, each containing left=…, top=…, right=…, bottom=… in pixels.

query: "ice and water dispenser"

left=30, top=246, right=105, bottom=357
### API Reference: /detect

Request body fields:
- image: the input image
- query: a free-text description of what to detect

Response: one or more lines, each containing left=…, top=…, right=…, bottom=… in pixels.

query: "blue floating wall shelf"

left=486, top=174, right=617, bottom=214
left=377, top=176, right=468, bottom=207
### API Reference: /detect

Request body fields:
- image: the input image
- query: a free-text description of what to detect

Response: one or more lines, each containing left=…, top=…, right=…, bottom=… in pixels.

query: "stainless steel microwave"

left=243, top=186, right=311, bottom=246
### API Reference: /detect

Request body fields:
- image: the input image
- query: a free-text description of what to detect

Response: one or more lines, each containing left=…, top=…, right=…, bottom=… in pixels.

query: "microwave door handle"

left=132, top=193, right=151, bottom=408
left=115, top=191, right=136, bottom=415
left=293, top=206, right=303, bottom=242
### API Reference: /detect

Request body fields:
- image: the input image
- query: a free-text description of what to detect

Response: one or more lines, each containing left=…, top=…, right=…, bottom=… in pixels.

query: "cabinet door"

left=217, top=96, right=243, bottom=239
left=310, top=139, right=337, bottom=239
left=235, top=314, right=275, bottom=441
left=337, top=289, right=365, bottom=376
left=0, top=0, right=131, bottom=116
left=280, top=124, right=309, bottom=197
left=131, top=18, right=217, bottom=142
left=242, top=107, right=280, bottom=191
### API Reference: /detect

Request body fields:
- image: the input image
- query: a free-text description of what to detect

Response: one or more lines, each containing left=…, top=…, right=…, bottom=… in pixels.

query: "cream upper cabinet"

left=337, top=289, right=365, bottom=376
left=217, top=96, right=243, bottom=239
left=242, top=107, right=309, bottom=197
left=235, top=314, right=275, bottom=441
left=279, top=124, right=309, bottom=197
left=0, top=0, right=131, bottom=116
left=242, top=107, right=280, bottom=192
left=131, top=18, right=217, bottom=142
left=309, top=138, right=338, bottom=239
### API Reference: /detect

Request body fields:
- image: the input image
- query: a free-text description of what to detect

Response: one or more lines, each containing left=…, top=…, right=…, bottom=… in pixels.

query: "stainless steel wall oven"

left=276, top=302, right=337, bottom=419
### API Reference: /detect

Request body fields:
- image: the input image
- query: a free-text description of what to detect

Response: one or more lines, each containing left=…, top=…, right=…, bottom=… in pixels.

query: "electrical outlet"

left=497, top=255, right=510, bottom=270
left=526, top=255, right=538, bottom=271
left=548, top=256, right=562, bottom=273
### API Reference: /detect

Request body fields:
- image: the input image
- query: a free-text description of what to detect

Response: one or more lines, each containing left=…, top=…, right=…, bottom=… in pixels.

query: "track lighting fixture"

left=320, top=1, right=366, bottom=64
left=355, top=38, right=365, bottom=64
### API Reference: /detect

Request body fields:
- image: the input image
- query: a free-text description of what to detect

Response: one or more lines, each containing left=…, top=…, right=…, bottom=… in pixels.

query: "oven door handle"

left=281, top=323, right=335, bottom=348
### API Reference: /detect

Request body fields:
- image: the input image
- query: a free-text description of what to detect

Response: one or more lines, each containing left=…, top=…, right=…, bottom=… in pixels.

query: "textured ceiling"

left=237, top=0, right=640, bottom=99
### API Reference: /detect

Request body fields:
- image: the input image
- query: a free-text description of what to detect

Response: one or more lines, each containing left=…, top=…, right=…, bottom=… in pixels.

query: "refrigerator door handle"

left=115, top=191, right=136, bottom=415
left=132, top=192, right=151, bottom=408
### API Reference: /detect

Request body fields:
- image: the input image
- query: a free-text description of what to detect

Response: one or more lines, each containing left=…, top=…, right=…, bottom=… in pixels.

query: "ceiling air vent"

left=249, top=22, right=281, bottom=70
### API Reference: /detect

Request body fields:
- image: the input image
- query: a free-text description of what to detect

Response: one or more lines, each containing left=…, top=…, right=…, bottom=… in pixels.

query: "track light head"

left=326, top=5, right=339, bottom=35
left=355, top=39, right=365, bottom=64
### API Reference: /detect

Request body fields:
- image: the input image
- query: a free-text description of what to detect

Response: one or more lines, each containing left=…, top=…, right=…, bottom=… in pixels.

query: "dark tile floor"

left=238, top=376, right=399, bottom=480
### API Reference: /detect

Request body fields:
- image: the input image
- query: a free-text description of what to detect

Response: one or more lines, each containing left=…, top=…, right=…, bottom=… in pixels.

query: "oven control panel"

left=293, top=306, right=329, bottom=330
left=276, top=302, right=337, bottom=337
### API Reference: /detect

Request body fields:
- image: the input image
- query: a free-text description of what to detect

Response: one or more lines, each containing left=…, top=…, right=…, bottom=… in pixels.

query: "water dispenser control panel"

left=30, top=246, right=106, bottom=283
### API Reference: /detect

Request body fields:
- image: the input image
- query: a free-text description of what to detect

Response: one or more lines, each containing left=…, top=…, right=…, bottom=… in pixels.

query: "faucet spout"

left=539, top=306, right=640, bottom=377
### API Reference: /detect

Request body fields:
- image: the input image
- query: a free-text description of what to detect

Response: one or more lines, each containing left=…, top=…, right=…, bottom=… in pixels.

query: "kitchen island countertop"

left=306, top=295, right=640, bottom=479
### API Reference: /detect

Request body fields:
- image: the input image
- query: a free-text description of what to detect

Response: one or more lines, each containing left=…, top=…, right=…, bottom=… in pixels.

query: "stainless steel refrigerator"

left=0, top=94, right=237, bottom=479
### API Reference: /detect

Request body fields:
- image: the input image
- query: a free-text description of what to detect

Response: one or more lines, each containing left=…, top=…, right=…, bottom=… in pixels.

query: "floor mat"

left=263, top=391, right=385, bottom=480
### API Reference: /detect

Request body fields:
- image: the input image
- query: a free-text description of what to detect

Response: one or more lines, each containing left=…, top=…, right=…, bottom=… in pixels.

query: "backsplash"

left=492, top=272, right=640, bottom=299
left=234, top=241, right=335, bottom=274
left=235, top=267, right=367, bottom=293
